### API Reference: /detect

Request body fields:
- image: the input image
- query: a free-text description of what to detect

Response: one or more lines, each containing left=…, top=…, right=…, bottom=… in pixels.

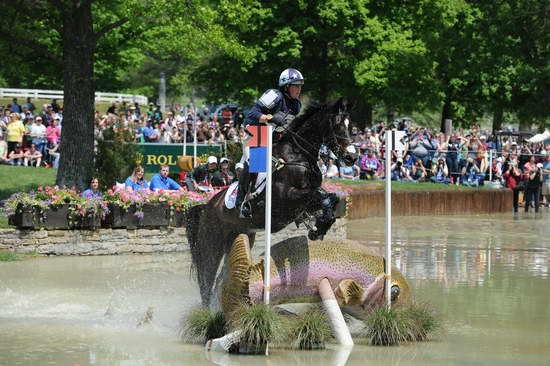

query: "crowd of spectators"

left=317, top=120, right=550, bottom=210
left=0, top=97, right=62, bottom=168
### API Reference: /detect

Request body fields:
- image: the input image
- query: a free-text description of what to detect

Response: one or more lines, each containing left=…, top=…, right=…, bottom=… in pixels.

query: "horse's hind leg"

left=308, top=190, right=339, bottom=240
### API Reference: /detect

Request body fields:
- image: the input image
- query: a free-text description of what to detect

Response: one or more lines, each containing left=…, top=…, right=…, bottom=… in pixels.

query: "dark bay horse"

left=187, top=98, right=352, bottom=306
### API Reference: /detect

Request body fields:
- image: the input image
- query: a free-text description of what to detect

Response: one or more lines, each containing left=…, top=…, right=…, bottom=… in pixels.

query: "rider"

left=236, top=68, right=305, bottom=218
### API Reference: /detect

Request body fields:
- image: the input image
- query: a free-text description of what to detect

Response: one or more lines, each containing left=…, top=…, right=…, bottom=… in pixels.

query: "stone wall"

left=0, top=219, right=347, bottom=256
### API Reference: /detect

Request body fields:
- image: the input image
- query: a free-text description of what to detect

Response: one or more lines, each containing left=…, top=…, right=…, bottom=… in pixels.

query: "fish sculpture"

left=221, top=235, right=411, bottom=319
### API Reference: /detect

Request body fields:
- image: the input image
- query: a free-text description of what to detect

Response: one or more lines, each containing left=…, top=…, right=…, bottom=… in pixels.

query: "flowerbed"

left=3, top=185, right=218, bottom=229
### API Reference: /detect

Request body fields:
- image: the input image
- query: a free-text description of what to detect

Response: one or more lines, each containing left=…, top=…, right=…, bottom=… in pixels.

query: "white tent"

left=527, top=130, right=550, bottom=143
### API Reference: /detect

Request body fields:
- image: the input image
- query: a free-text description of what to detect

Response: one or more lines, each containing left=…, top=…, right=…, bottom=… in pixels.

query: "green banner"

left=134, top=143, right=222, bottom=173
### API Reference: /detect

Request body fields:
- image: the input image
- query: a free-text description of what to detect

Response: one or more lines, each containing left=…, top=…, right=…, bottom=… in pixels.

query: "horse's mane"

left=288, top=101, right=326, bottom=132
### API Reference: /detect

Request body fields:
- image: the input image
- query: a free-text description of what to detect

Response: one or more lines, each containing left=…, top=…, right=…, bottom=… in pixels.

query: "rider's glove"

left=270, top=111, right=287, bottom=126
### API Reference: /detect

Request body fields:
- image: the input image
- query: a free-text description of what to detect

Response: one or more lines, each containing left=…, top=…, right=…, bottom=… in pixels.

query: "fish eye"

left=391, top=285, right=400, bottom=302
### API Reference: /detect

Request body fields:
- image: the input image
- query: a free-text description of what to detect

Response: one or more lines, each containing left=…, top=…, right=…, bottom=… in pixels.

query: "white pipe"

left=318, top=278, right=353, bottom=346
left=193, top=105, right=197, bottom=166
left=264, top=124, right=273, bottom=305
left=489, top=149, right=493, bottom=182
left=384, top=131, right=392, bottom=309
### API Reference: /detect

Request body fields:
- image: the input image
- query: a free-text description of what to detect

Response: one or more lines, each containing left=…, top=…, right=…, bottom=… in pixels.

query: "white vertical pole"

left=193, top=105, right=197, bottom=166
left=264, top=124, right=273, bottom=305
left=489, top=149, right=493, bottom=182
left=384, top=130, right=393, bottom=309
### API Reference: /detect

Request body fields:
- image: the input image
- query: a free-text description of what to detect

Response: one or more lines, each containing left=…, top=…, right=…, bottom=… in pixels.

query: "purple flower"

left=133, top=211, right=145, bottom=219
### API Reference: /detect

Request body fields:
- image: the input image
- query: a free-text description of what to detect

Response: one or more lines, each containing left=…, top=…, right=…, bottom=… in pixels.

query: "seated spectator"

left=392, top=158, right=413, bottom=182
left=82, top=177, right=102, bottom=199
left=0, top=135, right=9, bottom=164
left=184, top=156, right=218, bottom=191
left=358, top=148, right=381, bottom=180
left=150, top=165, right=181, bottom=191
left=325, top=158, right=339, bottom=179
left=23, top=144, right=42, bottom=167
left=7, top=145, right=25, bottom=166
left=124, top=165, right=149, bottom=190
left=212, top=157, right=235, bottom=187
left=431, top=157, right=451, bottom=184
left=318, top=158, right=328, bottom=178
left=461, top=157, right=481, bottom=186
left=47, top=142, right=61, bottom=169
left=339, top=161, right=360, bottom=180
left=411, top=160, right=428, bottom=182
left=489, top=157, right=503, bottom=183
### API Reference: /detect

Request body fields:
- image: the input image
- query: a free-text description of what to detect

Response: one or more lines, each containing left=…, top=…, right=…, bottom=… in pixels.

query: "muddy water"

left=1, top=213, right=549, bottom=365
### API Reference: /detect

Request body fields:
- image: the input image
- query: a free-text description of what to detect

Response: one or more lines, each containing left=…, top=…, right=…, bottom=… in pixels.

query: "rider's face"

left=287, top=84, right=302, bottom=99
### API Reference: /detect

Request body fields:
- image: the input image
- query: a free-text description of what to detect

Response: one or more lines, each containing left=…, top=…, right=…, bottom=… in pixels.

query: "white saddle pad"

left=224, top=173, right=267, bottom=209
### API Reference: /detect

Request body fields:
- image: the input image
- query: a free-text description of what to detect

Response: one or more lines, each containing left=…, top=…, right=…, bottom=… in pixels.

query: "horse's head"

left=325, top=98, right=352, bottom=156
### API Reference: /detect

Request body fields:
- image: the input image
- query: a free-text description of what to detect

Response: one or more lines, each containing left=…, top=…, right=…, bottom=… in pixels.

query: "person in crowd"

left=158, top=126, right=171, bottom=143
left=23, top=143, right=42, bottom=167
left=50, top=99, right=60, bottom=113
left=235, top=162, right=244, bottom=181
left=142, top=119, right=158, bottom=142
left=325, top=158, right=340, bottom=179
left=409, top=128, right=432, bottom=167
left=150, top=165, right=181, bottom=191
left=411, top=160, right=428, bottom=182
left=524, top=163, right=543, bottom=213
left=542, top=155, right=550, bottom=208
left=392, top=158, right=414, bottom=182
left=184, top=156, right=218, bottom=191
left=82, top=177, right=102, bottom=199
left=24, top=97, right=36, bottom=113
left=358, top=148, right=381, bottom=180
left=0, top=134, right=9, bottom=164
left=124, top=165, right=149, bottom=190
left=446, top=134, right=461, bottom=184
left=6, top=113, right=26, bottom=155
left=7, top=145, right=25, bottom=166
left=318, top=158, right=328, bottom=178
left=339, top=160, right=360, bottom=180
left=30, top=117, right=47, bottom=156
left=461, top=157, right=481, bottom=186
left=47, top=141, right=60, bottom=169
left=11, top=98, right=22, bottom=114
left=212, top=157, right=235, bottom=187
left=431, top=157, right=451, bottom=184
left=490, top=157, right=504, bottom=183
left=46, top=118, right=61, bottom=146
left=502, top=159, right=522, bottom=213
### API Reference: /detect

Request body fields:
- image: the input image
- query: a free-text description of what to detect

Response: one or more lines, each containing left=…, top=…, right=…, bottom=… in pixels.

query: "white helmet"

left=278, top=68, right=304, bottom=87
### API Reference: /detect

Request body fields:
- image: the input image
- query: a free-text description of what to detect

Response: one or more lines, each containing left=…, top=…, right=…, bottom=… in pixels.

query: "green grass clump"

left=231, top=304, right=283, bottom=348
left=287, top=307, right=333, bottom=350
left=180, top=308, right=227, bottom=343
left=363, top=303, right=441, bottom=346
left=400, top=302, right=441, bottom=342
left=332, top=178, right=488, bottom=191
left=0, top=250, right=21, bottom=261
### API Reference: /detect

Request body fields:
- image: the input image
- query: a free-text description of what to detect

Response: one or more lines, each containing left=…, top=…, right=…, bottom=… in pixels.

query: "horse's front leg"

left=308, top=188, right=339, bottom=241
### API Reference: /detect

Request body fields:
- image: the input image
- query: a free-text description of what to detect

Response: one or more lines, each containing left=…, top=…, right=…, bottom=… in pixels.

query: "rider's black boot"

left=236, top=162, right=252, bottom=218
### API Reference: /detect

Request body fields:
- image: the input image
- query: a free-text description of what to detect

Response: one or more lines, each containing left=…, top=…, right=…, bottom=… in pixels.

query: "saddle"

left=224, top=173, right=267, bottom=209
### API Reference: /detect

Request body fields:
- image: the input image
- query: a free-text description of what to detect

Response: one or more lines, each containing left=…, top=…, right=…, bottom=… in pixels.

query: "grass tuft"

left=287, top=306, right=333, bottom=349
left=0, top=250, right=20, bottom=261
left=363, top=303, right=442, bottom=346
left=231, top=304, right=283, bottom=347
left=180, top=308, right=227, bottom=343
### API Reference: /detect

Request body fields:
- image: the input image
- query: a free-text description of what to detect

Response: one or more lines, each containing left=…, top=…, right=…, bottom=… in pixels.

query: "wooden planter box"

left=8, top=204, right=69, bottom=229
left=69, top=214, right=102, bottom=230
left=104, top=204, right=170, bottom=229
left=171, top=210, right=188, bottom=227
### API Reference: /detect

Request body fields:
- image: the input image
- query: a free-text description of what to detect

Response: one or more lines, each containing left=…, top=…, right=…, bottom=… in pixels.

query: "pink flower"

left=38, top=186, right=43, bottom=191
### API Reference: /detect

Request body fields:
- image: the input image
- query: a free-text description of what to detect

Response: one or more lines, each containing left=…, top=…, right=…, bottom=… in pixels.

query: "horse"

left=186, top=98, right=352, bottom=307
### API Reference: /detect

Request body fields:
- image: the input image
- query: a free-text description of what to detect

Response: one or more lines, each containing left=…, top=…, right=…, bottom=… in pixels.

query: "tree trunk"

left=56, top=2, right=96, bottom=190
left=349, top=98, right=372, bottom=130
left=440, top=96, right=453, bottom=133
left=386, top=109, right=395, bottom=124
left=492, top=107, right=503, bottom=134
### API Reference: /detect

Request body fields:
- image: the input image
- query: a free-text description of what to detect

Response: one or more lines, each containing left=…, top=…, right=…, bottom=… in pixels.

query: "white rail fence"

left=0, top=88, right=148, bottom=105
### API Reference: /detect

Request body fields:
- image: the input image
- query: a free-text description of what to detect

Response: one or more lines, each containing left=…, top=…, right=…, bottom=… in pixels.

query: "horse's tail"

left=185, top=203, right=207, bottom=277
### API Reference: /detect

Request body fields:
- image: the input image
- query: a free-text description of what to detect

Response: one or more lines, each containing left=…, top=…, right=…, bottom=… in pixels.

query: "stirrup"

left=239, top=201, right=252, bottom=218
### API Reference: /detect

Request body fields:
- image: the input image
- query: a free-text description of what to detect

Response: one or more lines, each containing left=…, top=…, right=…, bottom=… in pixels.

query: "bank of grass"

left=0, top=166, right=57, bottom=201
left=332, top=178, right=490, bottom=191
left=0, top=249, right=38, bottom=261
